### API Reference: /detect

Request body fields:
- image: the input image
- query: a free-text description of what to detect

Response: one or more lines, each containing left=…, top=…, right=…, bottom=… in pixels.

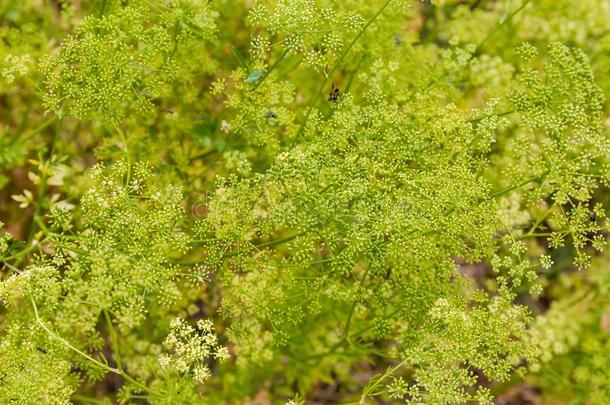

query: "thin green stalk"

left=188, top=148, right=215, bottom=163
left=34, top=216, right=49, bottom=235
left=24, top=115, right=56, bottom=140
left=304, top=307, right=403, bottom=362
left=476, top=0, right=533, bottom=53
left=98, top=0, right=107, bottom=17
left=189, top=238, right=219, bottom=244
left=104, top=310, right=122, bottom=371
left=121, top=372, right=157, bottom=396
left=253, top=47, right=290, bottom=90
left=27, top=117, right=63, bottom=245
left=343, top=54, right=366, bottom=94
left=248, top=231, right=304, bottom=250
left=467, top=109, right=517, bottom=124
left=171, top=19, right=181, bottom=58
left=1, top=242, right=40, bottom=263
left=358, top=358, right=409, bottom=404
left=72, top=395, right=107, bottom=404
left=221, top=231, right=305, bottom=259
left=296, top=0, right=392, bottom=138
left=490, top=174, right=542, bottom=198
left=232, top=47, right=250, bottom=70
left=343, top=263, right=371, bottom=342
left=526, top=201, right=556, bottom=235
left=116, top=126, right=132, bottom=187
left=31, top=298, right=160, bottom=396
left=176, top=231, right=305, bottom=265
left=521, top=232, right=557, bottom=238
left=31, top=297, right=119, bottom=373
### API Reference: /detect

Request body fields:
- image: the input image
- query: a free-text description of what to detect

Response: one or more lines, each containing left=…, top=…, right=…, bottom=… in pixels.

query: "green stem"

left=72, top=395, right=107, bottom=404
left=104, top=310, right=122, bottom=371
left=1, top=242, right=41, bottom=263
left=232, top=47, right=250, bottom=70
left=249, top=232, right=304, bottom=250
left=23, top=116, right=56, bottom=140
left=121, top=372, right=156, bottom=396
left=31, top=297, right=160, bottom=396
left=253, top=47, right=290, bottom=90
left=221, top=231, right=305, bottom=259
left=467, top=109, right=517, bottom=124
left=98, top=0, right=107, bottom=17
left=343, top=263, right=371, bottom=342
left=188, top=148, right=215, bottom=163
left=176, top=232, right=304, bottom=265
left=359, top=358, right=409, bottom=404
left=476, top=0, right=533, bottom=53
left=189, top=238, right=219, bottom=244
left=525, top=201, right=556, bottom=235
left=27, top=117, right=63, bottom=245
left=304, top=307, right=403, bottom=362
left=116, top=126, right=131, bottom=187
left=490, top=174, right=542, bottom=198
left=521, top=232, right=556, bottom=238
left=31, top=297, right=119, bottom=373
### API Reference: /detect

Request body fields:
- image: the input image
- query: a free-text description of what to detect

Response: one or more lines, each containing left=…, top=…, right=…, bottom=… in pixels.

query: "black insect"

left=589, top=211, right=597, bottom=222
left=385, top=267, right=392, bottom=280
left=393, top=34, right=404, bottom=47
left=328, top=82, right=340, bottom=102
left=265, top=111, right=277, bottom=119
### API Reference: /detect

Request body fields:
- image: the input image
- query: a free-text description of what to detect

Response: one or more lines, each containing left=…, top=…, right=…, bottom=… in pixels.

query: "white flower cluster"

left=1, top=54, right=30, bottom=84
left=159, top=317, right=230, bottom=384
left=0, top=222, right=11, bottom=256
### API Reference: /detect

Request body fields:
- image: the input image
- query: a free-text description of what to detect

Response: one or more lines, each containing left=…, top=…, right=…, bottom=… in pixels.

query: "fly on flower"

left=328, top=82, right=340, bottom=103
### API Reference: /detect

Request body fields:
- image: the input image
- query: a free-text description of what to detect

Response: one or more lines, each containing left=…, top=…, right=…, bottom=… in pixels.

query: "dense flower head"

left=41, top=0, right=218, bottom=123
left=159, top=317, right=229, bottom=384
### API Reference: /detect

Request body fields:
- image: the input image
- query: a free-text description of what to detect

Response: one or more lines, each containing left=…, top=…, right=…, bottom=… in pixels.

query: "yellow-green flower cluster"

left=159, top=317, right=230, bottom=384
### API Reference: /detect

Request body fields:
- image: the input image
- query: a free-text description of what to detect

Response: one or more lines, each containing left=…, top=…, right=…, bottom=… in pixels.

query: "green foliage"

left=526, top=255, right=610, bottom=403
left=41, top=0, right=218, bottom=123
left=0, top=322, right=76, bottom=404
left=1, top=0, right=610, bottom=404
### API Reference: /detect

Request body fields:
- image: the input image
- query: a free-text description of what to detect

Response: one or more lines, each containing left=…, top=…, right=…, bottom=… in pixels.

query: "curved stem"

left=31, top=297, right=160, bottom=396
left=31, top=297, right=119, bottom=373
